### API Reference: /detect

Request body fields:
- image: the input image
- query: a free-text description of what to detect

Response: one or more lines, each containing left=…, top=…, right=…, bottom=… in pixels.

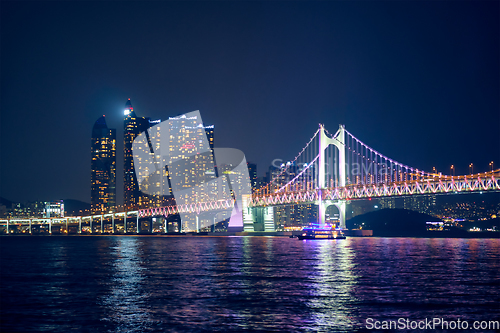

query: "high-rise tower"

left=91, top=116, right=116, bottom=213
left=123, top=98, right=163, bottom=209
left=123, top=98, right=151, bottom=210
left=247, top=163, right=257, bottom=190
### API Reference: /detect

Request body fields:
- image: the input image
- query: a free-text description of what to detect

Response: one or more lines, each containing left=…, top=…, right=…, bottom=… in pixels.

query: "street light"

left=469, top=163, right=473, bottom=175
left=490, top=161, right=494, bottom=172
left=450, top=165, right=455, bottom=177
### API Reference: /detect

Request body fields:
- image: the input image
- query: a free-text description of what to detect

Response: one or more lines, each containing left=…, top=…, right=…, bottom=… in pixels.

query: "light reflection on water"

left=101, top=237, right=153, bottom=332
left=307, top=240, right=357, bottom=331
left=1, top=236, right=499, bottom=332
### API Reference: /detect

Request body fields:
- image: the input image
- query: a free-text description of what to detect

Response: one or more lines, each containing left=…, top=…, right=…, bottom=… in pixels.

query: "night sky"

left=1, top=1, right=498, bottom=204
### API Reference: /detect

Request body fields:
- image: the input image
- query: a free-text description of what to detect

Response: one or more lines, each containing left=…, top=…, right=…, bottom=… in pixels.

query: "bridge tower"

left=318, top=124, right=346, bottom=229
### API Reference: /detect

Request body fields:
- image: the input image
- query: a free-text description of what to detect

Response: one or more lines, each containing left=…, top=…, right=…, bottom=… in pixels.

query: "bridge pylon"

left=318, top=124, right=346, bottom=229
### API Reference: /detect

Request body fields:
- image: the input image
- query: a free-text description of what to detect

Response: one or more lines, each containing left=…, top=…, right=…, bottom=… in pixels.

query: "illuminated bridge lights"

left=7, top=172, right=496, bottom=227
left=138, top=199, right=235, bottom=217
left=249, top=171, right=500, bottom=207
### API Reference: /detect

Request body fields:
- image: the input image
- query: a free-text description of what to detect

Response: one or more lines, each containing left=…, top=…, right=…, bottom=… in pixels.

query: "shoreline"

left=1, top=231, right=499, bottom=239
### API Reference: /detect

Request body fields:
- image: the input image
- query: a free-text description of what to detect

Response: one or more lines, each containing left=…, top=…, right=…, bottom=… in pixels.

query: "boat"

left=297, top=226, right=346, bottom=240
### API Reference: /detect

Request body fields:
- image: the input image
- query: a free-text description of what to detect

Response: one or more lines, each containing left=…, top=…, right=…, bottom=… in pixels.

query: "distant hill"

left=63, top=199, right=91, bottom=216
left=0, top=197, right=14, bottom=207
left=347, top=209, right=442, bottom=237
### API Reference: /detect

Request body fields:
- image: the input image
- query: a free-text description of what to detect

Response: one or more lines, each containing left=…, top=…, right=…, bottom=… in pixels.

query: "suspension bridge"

left=140, top=124, right=499, bottom=231
left=2, top=124, right=499, bottom=234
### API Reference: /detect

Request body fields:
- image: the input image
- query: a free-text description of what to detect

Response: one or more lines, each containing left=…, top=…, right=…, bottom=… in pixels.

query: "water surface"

left=1, top=236, right=499, bottom=332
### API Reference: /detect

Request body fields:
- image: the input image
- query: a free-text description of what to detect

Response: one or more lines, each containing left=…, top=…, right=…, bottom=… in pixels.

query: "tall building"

left=124, top=103, right=217, bottom=216
left=247, top=163, right=257, bottom=190
left=205, top=125, right=214, bottom=150
left=167, top=115, right=216, bottom=190
left=160, top=114, right=217, bottom=231
left=123, top=99, right=152, bottom=210
left=204, top=124, right=216, bottom=177
left=91, top=116, right=116, bottom=213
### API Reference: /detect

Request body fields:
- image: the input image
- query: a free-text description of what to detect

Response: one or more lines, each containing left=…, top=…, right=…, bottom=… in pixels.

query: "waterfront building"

left=44, top=200, right=64, bottom=218
left=275, top=203, right=318, bottom=230
left=91, top=116, right=116, bottom=213
left=9, top=201, right=46, bottom=218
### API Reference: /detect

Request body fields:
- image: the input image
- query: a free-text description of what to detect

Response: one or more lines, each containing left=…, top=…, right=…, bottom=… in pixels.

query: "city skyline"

left=1, top=1, right=498, bottom=204
left=1, top=3, right=499, bottom=332
left=2, top=101, right=499, bottom=231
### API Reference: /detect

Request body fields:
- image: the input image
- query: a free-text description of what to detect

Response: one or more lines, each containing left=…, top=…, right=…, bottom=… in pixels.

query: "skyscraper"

left=91, top=116, right=116, bottom=213
left=205, top=125, right=214, bottom=150
left=124, top=103, right=217, bottom=217
left=165, top=114, right=217, bottom=231
left=133, top=117, right=165, bottom=208
left=167, top=115, right=216, bottom=196
left=247, top=163, right=257, bottom=190
left=123, top=98, right=153, bottom=210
